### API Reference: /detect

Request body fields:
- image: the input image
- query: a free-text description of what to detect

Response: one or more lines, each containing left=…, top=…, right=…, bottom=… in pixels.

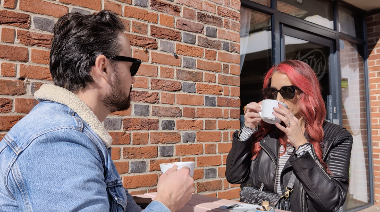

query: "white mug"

left=259, top=99, right=288, bottom=124
left=160, top=161, right=195, bottom=177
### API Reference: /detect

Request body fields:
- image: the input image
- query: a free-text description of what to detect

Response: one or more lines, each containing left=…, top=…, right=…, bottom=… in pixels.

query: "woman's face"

left=270, top=71, right=302, bottom=117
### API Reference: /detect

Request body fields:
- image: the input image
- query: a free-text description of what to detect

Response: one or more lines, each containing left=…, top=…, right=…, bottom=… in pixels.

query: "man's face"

left=102, top=33, right=135, bottom=113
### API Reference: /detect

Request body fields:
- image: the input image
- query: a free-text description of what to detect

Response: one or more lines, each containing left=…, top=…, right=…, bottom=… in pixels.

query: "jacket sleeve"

left=225, top=130, right=254, bottom=184
left=289, top=128, right=353, bottom=212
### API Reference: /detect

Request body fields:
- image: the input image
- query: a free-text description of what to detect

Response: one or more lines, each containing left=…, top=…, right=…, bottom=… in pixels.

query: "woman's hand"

left=244, top=102, right=262, bottom=130
left=273, top=103, right=307, bottom=149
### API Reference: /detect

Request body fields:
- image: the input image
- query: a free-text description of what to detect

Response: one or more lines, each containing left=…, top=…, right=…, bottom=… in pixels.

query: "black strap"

left=286, top=172, right=296, bottom=189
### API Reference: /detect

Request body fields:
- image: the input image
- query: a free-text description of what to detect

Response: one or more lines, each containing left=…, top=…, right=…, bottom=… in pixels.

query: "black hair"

left=50, top=10, right=125, bottom=92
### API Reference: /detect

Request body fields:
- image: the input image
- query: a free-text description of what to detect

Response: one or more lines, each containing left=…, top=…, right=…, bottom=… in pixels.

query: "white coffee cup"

left=259, top=99, right=288, bottom=124
left=160, top=161, right=195, bottom=177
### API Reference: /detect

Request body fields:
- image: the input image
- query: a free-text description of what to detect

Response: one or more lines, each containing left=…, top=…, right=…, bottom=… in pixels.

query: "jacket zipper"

left=260, top=140, right=278, bottom=192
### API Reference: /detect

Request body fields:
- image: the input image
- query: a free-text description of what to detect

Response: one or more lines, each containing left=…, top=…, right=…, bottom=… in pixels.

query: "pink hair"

left=251, top=60, right=326, bottom=165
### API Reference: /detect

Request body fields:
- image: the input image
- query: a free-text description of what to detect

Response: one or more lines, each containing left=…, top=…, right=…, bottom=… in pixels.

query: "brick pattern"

left=0, top=0, right=241, bottom=199
left=368, top=12, right=380, bottom=205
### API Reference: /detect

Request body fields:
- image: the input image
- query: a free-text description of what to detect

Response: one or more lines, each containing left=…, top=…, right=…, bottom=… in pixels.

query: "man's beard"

left=102, top=71, right=132, bottom=113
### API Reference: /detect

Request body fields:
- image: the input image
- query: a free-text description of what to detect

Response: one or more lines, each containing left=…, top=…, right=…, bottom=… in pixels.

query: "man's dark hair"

left=50, top=10, right=125, bottom=92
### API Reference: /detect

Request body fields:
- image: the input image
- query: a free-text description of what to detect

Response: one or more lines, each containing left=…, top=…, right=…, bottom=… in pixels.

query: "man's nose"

left=131, top=76, right=135, bottom=84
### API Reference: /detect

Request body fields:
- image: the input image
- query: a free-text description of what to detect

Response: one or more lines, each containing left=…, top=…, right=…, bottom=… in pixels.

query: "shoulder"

left=322, top=121, right=353, bottom=145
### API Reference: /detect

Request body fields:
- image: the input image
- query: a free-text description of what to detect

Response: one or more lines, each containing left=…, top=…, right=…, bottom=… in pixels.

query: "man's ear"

left=91, top=55, right=112, bottom=84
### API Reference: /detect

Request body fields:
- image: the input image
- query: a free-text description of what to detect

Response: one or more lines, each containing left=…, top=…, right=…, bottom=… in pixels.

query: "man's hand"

left=154, top=165, right=195, bottom=211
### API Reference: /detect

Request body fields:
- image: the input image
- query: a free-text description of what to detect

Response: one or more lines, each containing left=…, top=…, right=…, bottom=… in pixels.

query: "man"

left=0, top=10, right=194, bottom=211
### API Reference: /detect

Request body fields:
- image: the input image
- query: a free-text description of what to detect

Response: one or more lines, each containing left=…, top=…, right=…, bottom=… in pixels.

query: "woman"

left=226, top=60, right=352, bottom=212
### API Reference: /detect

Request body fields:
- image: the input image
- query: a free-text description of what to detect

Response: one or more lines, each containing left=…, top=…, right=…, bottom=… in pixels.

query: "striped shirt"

left=239, top=126, right=314, bottom=194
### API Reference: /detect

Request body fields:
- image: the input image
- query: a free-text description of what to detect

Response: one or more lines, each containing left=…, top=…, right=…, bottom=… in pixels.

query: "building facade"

left=1, top=0, right=380, bottom=211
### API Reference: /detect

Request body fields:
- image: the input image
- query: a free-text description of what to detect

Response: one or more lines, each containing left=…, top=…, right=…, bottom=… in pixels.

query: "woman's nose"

left=276, top=92, right=284, bottom=102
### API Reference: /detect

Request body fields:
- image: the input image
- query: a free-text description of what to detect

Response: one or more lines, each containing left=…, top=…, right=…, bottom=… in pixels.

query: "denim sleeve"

left=10, top=130, right=110, bottom=211
left=142, top=201, right=171, bottom=212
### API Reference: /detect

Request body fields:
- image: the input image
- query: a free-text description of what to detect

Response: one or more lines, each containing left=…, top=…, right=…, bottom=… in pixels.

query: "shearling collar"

left=34, top=84, right=113, bottom=148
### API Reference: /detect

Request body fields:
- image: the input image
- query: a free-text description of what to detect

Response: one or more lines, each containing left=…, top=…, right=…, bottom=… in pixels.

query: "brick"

left=205, top=120, right=216, bottom=130
left=205, top=168, right=217, bottom=179
left=159, top=40, right=175, bottom=53
left=230, top=108, right=240, bottom=118
left=218, top=51, right=239, bottom=64
left=150, top=158, right=179, bottom=171
left=123, top=173, right=158, bottom=189
left=33, top=16, right=55, bottom=32
left=131, top=132, right=149, bottom=145
left=152, top=106, right=181, bottom=117
left=130, top=161, right=146, bottom=173
left=218, top=188, right=240, bottom=200
left=15, top=98, right=38, bottom=114
left=159, top=14, right=175, bottom=28
left=197, top=131, right=222, bottom=142
left=131, top=91, right=159, bottom=103
left=176, top=43, right=203, bottom=58
left=205, top=49, right=217, bottom=60
left=0, top=115, right=23, bottom=130
left=161, top=120, right=175, bottom=130
left=21, top=0, right=68, bottom=18
left=31, top=49, right=50, bottom=65
left=183, top=107, right=195, bottom=118
left=204, top=72, right=216, bottom=83
left=0, top=98, right=12, bottom=113
left=218, top=166, right=226, bottom=178
left=206, top=26, right=217, bottom=38
left=160, top=66, right=174, bottom=78
left=123, top=117, right=159, bottom=130
left=197, top=59, right=221, bottom=72
left=217, top=97, right=239, bottom=107
left=176, top=19, right=204, bottom=33
left=203, top=1, right=216, bottom=13
left=114, top=161, right=129, bottom=174
left=134, top=104, right=149, bottom=116
left=151, top=52, right=181, bottom=66
left=1, top=62, right=16, bottom=77
left=150, top=132, right=181, bottom=144
left=120, top=18, right=131, bottom=31
left=176, top=0, right=203, bottom=10
left=124, top=6, right=158, bottom=23
left=151, top=25, right=181, bottom=41
left=223, top=108, right=229, bottom=118
left=230, top=43, right=240, bottom=54
left=197, top=180, right=222, bottom=192
left=198, top=36, right=222, bottom=50
left=196, top=108, right=222, bottom=118
left=111, top=147, right=120, bottom=160
left=109, top=132, right=131, bottom=145
left=183, top=57, right=196, bottom=69
left=133, top=76, right=149, bottom=88
left=0, top=79, right=26, bottom=95
left=196, top=83, right=223, bottom=95
left=1, top=28, right=15, bottom=43
left=0, top=10, right=30, bottom=29
left=176, top=119, right=203, bottom=130
left=59, top=0, right=100, bottom=10
left=177, top=93, right=204, bottom=105
left=123, top=146, right=157, bottom=159
left=197, top=12, right=223, bottom=27
left=218, top=74, right=239, bottom=86
left=161, top=92, right=175, bottom=104
left=136, top=64, right=158, bottom=77
left=151, top=78, right=181, bottom=91
left=17, top=30, right=52, bottom=48
left=182, top=82, right=196, bottom=93
left=224, top=19, right=230, bottom=29
left=218, top=29, right=240, bottom=42
left=222, top=41, right=229, bottom=51
left=4, top=0, right=16, bottom=8
left=151, top=0, right=181, bottom=16
left=205, top=96, right=216, bottom=106
left=70, top=8, right=91, bottom=15
left=133, top=48, right=149, bottom=62
left=0, top=44, right=28, bottom=62
left=132, top=21, right=148, bottom=35
left=20, top=64, right=52, bottom=80
left=231, top=20, right=240, bottom=32
left=182, top=32, right=196, bottom=44
left=105, top=0, right=122, bottom=15
left=205, top=143, right=216, bottom=153
left=176, top=144, right=203, bottom=156
left=125, top=33, right=158, bottom=49
left=230, top=64, right=240, bottom=75
left=217, top=6, right=239, bottom=21
left=208, top=0, right=223, bottom=4
left=31, top=82, right=43, bottom=95
left=176, top=69, right=203, bottom=82
left=134, top=0, right=148, bottom=7
left=218, top=142, right=232, bottom=153
left=182, top=7, right=196, bottom=20
left=230, top=0, right=240, bottom=10
left=159, top=146, right=174, bottom=157
left=197, top=155, right=221, bottom=167
left=182, top=132, right=196, bottom=143
left=218, top=120, right=240, bottom=130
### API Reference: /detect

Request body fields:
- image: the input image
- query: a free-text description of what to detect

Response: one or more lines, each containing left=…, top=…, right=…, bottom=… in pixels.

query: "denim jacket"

left=0, top=84, right=170, bottom=212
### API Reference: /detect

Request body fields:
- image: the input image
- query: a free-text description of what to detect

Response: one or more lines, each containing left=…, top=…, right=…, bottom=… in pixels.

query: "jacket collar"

left=34, top=84, right=113, bottom=148
left=260, top=128, right=281, bottom=163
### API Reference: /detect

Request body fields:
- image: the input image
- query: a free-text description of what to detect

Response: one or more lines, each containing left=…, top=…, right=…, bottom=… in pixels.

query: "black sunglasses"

left=262, top=86, right=299, bottom=100
left=108, top=56, right=141, bottom=76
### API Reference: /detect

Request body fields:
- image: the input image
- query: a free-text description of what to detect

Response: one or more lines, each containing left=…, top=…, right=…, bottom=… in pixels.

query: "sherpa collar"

left=34, top=84, right=113, bottom=148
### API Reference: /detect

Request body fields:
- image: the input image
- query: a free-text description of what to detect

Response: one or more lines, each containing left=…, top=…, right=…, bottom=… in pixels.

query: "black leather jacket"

left=226, top=121, right=353, bottom=212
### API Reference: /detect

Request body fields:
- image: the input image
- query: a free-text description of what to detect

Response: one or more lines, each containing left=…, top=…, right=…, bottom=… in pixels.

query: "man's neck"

left=75, top=88, right=110, bottom=122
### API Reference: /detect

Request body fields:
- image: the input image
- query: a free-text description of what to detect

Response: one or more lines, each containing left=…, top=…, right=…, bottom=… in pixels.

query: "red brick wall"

left=0, top=0, right=241, bottom=199
left=367, top=12, right=380, bottom=205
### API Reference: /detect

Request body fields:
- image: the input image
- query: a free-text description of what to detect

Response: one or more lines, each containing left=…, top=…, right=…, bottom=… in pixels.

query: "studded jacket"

left=226, top=121, right=353, bottom=212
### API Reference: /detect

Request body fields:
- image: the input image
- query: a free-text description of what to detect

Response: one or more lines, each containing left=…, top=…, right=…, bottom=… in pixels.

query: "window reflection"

left=278, top=0, right=334, bottom=29
left=338, top=6, right=363, bottom=39
left=249, top=0, right=270, bottom=7
left=340, top=40, right=370, bottom=210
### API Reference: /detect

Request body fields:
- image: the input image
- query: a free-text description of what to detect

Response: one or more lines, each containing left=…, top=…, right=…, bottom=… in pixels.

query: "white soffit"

left=342, top=0, right=380, bottom=11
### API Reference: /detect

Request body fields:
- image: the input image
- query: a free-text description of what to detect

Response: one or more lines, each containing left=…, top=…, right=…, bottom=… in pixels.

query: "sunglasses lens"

left=280, top=86, right=295, bottom=99
left=263, top=87, right=277, bottom=99
left=130, top=63, right=140, bottom=76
